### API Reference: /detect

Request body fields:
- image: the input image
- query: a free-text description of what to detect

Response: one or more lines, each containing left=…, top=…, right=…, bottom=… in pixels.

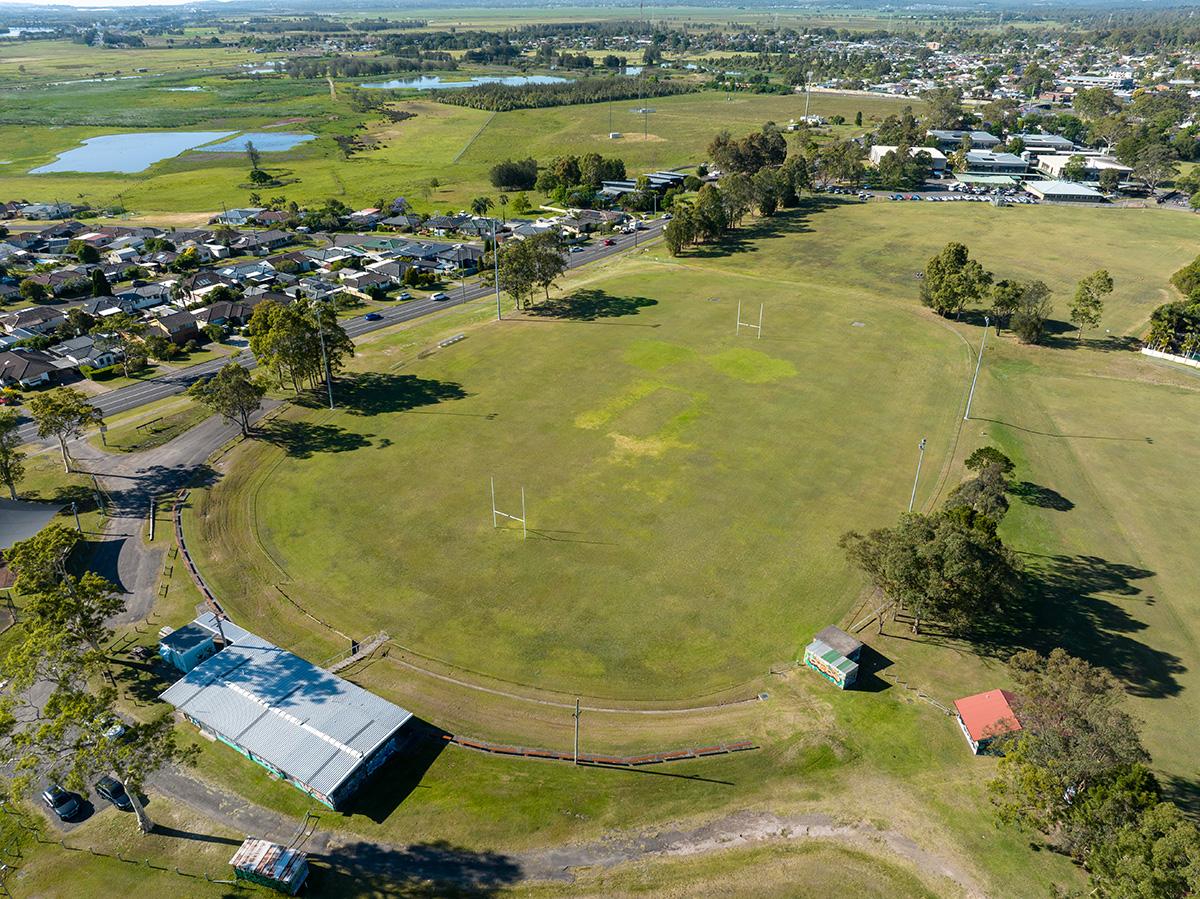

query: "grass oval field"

left=188, top=250, right=967, bottom=701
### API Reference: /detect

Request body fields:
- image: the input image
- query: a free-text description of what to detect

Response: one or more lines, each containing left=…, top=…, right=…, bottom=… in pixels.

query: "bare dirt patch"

left=592, top=132, right=666, bottom=143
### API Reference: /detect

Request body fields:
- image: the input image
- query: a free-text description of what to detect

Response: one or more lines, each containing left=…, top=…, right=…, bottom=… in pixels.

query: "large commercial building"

left=160, top=613, right=413, bottom=810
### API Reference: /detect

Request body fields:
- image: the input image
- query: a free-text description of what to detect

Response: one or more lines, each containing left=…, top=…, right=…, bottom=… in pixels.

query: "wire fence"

left=0, top=803, right=238, bottom=889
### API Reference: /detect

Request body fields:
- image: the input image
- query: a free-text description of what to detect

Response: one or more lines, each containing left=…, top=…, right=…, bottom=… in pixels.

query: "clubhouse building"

left=160, top=613, right=412, bottom=810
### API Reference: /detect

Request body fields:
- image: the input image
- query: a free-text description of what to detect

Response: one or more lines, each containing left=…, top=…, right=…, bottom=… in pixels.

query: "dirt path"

left=150, top=761, right=981, bottom=895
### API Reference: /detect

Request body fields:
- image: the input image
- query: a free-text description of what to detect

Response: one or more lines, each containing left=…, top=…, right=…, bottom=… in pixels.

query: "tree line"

left=921, top=242, right=1113, bottom=345
left=434, top=76, right=696, bottom=113
left=246, top=297, right=353, bottom=395
left=841, top=446, right=1022, bottom=636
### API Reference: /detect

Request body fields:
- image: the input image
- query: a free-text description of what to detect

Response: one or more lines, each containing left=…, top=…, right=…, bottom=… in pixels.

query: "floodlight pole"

left=521, top=486, right=527, bottom=540
left=756, top=303, right=763, bottom=339
left=963, top=317, right=990, bottom=421
left=573, top=698, right=581, bottom=765
left=71, top=500, right=81, bottom=533
left=490, top=477, right=497, bottom=528
left=908, top=437, right=927, bottom=513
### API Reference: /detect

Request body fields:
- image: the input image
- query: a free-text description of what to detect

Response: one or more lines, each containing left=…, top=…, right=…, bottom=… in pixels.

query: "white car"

left=431, top=292, right=449, bottom=301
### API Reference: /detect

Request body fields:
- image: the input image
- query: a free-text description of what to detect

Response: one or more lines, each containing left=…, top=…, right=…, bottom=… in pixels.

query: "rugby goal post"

left=490, top=477, right=527, bottom=539
left=736, top=301, right=763, bottom=339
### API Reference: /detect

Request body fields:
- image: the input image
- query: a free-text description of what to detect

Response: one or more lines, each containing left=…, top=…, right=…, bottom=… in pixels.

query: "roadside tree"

left=0, top=408, right=25, bottom=500
left=28, top=388, right=103, bottom=473
left=188, top=362, right=265, bottom=436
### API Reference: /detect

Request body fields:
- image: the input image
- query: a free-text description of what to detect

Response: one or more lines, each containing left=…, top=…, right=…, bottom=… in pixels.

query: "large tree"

left=6, top=524, right=80, bottom=595
left=0, top=408, right=25, bottom=500
left=921, top=242, right=993, bottom=319
left=91, top=311, right=146, bottom=378
left=692, top=183, right=728, bottom=242
left=1087, top=801, right=1200, bottom=898
left=840, top=510, right=1020, bottom=634
left=28, top=388, right=103, bottom=473
left=720, top=172, right=755, bottom=228
left=1070, top=269, right=1113, bottom=340
left=188, top=362, right=265, bottom=436
left=1134, top=143, right=1179, bottom=194
left=990, top=649, right=1149, bottom=839
left=1010, top=280, right=1054, bottom=345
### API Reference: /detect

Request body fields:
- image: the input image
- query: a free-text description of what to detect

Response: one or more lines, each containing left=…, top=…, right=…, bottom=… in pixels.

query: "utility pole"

left=573, top=698, right=581, bottom=765
left=908, top=437, right=927, bottom=513
left=492, top=220, right=502, bottom=321
left=963, top=317, right=990, bottom=421
left=71, top=500, right=81, bottom=533
left=804, top=70, right=813, bottom=121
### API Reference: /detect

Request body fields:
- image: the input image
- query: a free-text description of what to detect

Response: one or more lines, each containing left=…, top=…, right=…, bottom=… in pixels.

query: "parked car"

left=430, top=292, right=449, bottom=301
left=363, top=312, right=382, bottom=322
left=95, top=776, right=133, bottom=811
left=42, top=785, right=81, bottom=821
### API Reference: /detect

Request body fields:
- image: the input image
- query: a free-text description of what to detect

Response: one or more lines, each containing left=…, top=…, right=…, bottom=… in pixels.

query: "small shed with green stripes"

left=804, top=626, right=861, bottom=689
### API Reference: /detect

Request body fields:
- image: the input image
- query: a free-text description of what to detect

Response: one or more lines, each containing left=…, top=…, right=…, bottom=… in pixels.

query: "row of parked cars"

left=40, top=719, right=133, bottom=821
left=42, top=776, right=132, bottom=821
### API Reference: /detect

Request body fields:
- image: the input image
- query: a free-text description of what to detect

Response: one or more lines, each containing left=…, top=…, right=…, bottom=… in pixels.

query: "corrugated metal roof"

left=161, top=617, right=411, bottom=798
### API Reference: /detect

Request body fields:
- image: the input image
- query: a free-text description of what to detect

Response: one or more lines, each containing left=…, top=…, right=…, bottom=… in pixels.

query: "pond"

left=195, top=132, right=315, bottom=153
left=31, top=131, right=236, bottom=174
left=360, top=74, right=568, bottom=90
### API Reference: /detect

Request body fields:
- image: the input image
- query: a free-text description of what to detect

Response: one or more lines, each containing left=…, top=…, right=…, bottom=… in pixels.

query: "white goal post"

left=490, top=477, right=527, bottom=539
left=736, top=301, right=763, bottom=339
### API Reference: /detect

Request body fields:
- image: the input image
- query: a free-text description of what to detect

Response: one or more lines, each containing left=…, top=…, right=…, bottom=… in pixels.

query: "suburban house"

left=211, top=208, right=265, bottom=227
left=0, top=305, right=67, bottom=335
left=341, top=269, right=395, bottom=299
left=926, top=129, right=1002, bottom=152
left=0, top=348, right=64, bottom=387
left=19, top=202, right=73, bottom=220
left=194, top=293, right=287, bottom=327
left=868, top=144, right=948, bottom=172
left=963, top=150, right=1028, bottom=174
left=148, top=310, right=200, bottom=344
left=954, top=689, right=1022, bottom=754
left=48, top=335, right=121, bottom=370
left=159, top=613, right=414, bottom=811
left=381, top=213, right=423, bottom=232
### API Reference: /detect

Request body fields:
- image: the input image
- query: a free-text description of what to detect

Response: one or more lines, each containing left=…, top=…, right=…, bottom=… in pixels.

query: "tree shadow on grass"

left=296, top=373, right=468, bottom=418
left=258, top=420, right=372, bottom=459
left=897, top=553, right=1183, bottom=700
left=1009, top=481, right=1074, bottom=512
left=1041, top=319, right=1143, bottom=353
left=310, top=840, right=522, bottom=898
left=680, top=197, right=842, bottom=259
left=1163, top=775, right=1200, bottom=821
left=524, top=289, right=656, bottom=321
left=972, top=553, right=1183, bottom=699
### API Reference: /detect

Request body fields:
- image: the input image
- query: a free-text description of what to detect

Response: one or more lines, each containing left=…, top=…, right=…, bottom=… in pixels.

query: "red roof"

left=954, top=689, right=1021, bottom=742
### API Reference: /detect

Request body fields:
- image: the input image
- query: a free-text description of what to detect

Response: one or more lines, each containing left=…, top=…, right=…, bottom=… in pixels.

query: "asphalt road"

left=15, top=221, right=665, bottom=443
